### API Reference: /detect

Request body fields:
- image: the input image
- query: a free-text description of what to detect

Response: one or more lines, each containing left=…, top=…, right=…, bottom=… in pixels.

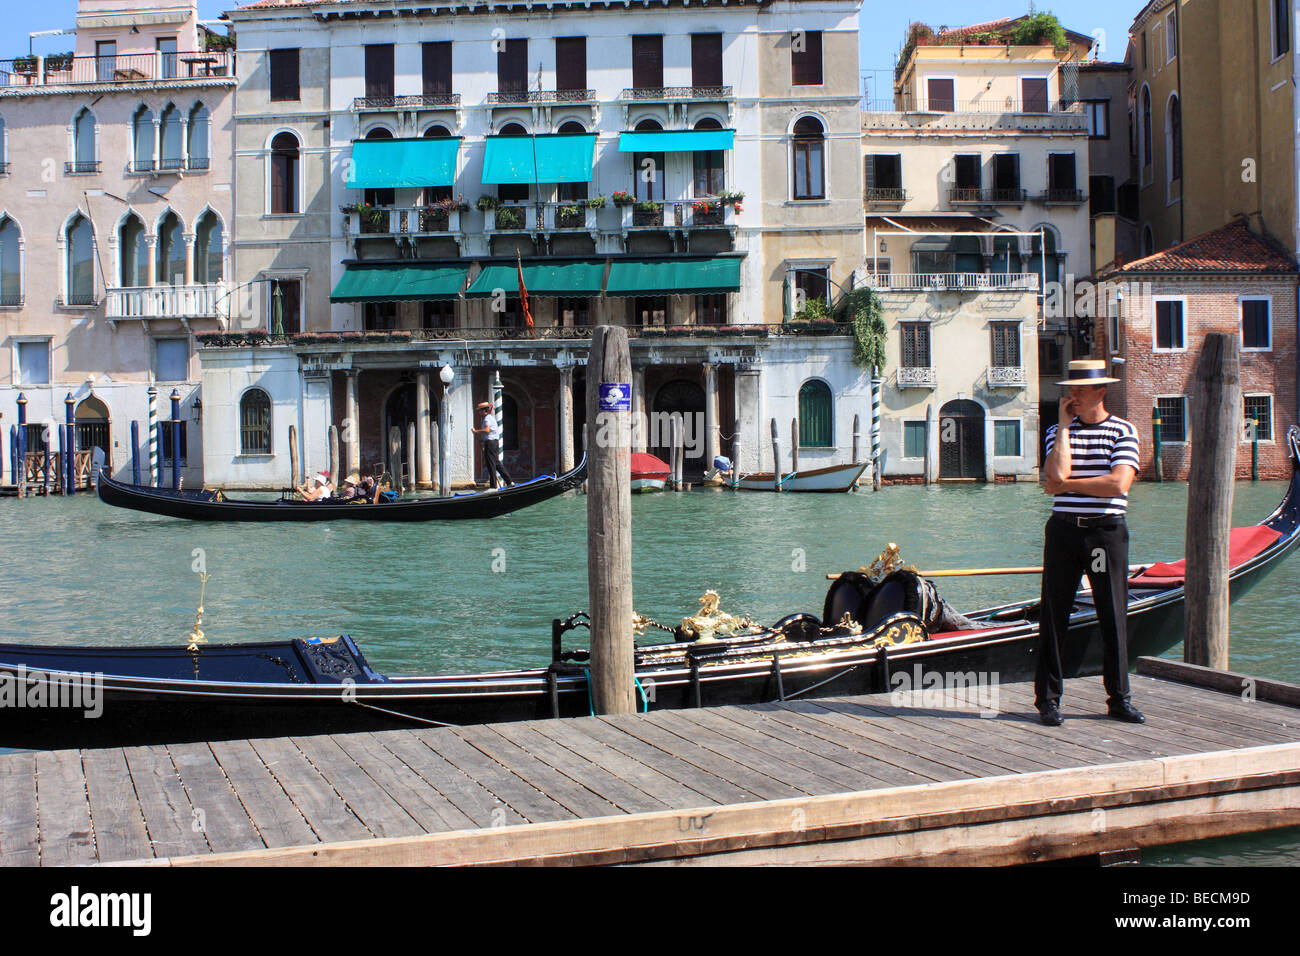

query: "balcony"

left=620, top=200, right=737, bottom=231
left=0, top=52, right=233, bottom=88
left=487, top=89, right=595, bottom=105
left=897, top=366, right=937, bottom=389
left=988, top=366, right=1028, bottom=388
left=64, top=161, right=101, bottom=175
left=864, top=273, right=1039, bottom=292
left=862, top=98, right=1086, bottom=133
left=105, top=284, right=228, bottom=330
left=1040, top=188, right=1086, bottom=205
left=348, top=205, right=464, bottom=243
left=485, top=204, right=539, bottom=233
left=865, top=187, right=908, bottom=206
left=949, top=187, right=1027, bottom=206
left=351, top=92, right=460, bottom=112
left=618, top=86, right=735, bottom=126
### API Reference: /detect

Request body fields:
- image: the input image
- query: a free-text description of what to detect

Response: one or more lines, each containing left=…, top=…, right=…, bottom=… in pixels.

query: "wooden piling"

left=770, top=419, right=782, bottom=492
left=585, top=326, right=635, bottom=715
left=329, top=425, right=340, bottom=486
left=791, top=417, right=799, bottom=476
left=852, top=413, right=860, bottom=464
left=388, top=426, right=403, bottom=493
left=1184, top=332, right=1240, bottom=670
left=732, top=419, right=741, bottom=490
left=288, top=425, right=300, bottom=491
left=406, top=421, right=417, bottom=490
left=130, top=421, right=141, bottom=486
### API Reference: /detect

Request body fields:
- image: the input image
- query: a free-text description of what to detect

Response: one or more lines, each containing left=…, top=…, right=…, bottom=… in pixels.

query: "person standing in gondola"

left=473, top=400, right=514, bottom=489
left=1037, top=360, right=1145, bottom=727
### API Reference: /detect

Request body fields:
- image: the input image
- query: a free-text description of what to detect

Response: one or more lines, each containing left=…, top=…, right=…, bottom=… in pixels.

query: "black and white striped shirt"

left=1045, top=415, right=1140, bottom=516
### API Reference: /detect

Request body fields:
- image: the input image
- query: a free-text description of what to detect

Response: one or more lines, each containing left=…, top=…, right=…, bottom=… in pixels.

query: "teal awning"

left=347, top=138, right=461, bottom=189
left=617, top=129, right=734, bottom=153
left=605, top=257, right=742, bottom=296
left=465, top=261, right=606, bottom=298
left=482, top=133, right=596, bottom=184
left=330, top=263, right=468, bottom=302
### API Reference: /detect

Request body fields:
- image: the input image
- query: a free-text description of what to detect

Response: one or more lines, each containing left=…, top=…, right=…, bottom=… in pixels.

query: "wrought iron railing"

left=988, top=366, right=1028, bottom=387
left=949, top=187, right=1027, bottom=204
left=864, top=272, right=1039, bottom=292
left=64, top=160, right=101, bottom=174
left=351, top=93, right=460, bottom=110
left=865, top=187, right=908, bottom=203
left=1040, top=188, right=1086, bottom=203
left=897, top=366, right=937, bottom=388
left=0, top=51, right=233, bottom=87
left=619, top=86, right=733, bottom=101
left=487, top=89, right=595, bottom=104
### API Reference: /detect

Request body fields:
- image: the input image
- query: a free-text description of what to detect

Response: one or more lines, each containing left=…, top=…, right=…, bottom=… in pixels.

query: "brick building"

left=1097, top=217, right=1297, bottom=480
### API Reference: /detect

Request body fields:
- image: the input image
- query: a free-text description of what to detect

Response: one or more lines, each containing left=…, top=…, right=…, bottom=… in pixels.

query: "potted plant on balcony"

left=11, top=55, right=37, bottom=74
left=422, top=195, right=466, bottom=230
left=44, top=52, right=74, bottom=73
left=583, top=195, right=607, bottom=209
left=611, top=190, right=634, bottom=208
left=692, top=199, right=722, bottom=225
left=557, top=204, right=585, bottom=228
left=475, top=195, right=501, bottom=212
left=495, top=206, right=524, bottom=229
left=633, top=200, right=661, bottom=226
left=1008, top=12, right=1068, bottom=53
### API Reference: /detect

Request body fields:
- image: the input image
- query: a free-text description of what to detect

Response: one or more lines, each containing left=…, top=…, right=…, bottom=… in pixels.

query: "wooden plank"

left=529, top=718, right=710, bottom=808
left=1119, top=677, right=1300, bottom=739
left=1137, top=657, right=1300, bottom=708
left=35, top=749, right=96, bottom=866
left=247, top=737, right=372, bottom=844
left=454, top=724, right=626, bottom=819
left=0, top=753, right=39, bottom=866
left=414, top=728, right=576, bottom=823
left=373, top=731, right=525, bottom=829
left=290, top=735, right=424, bottom=840
left=330, top=732, right=476, bottom=833
left=167, top=742, right=265, bottom=854
left=82, top=748, right=153, bottom=863
left=122, top=745, right=211, bottom=860
left=208, top=739, right=317, bottom=850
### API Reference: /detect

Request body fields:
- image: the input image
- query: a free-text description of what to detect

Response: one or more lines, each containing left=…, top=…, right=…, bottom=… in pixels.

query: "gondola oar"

left=826, top=565, right=1150, bottom=580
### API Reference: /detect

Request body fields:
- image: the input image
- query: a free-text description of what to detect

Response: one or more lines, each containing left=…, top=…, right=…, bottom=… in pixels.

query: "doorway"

left=653, top=379, right=706, bottom=478
left=384, top=382, right=416, bottom=483
left=939, top=399, right=985, bottom=480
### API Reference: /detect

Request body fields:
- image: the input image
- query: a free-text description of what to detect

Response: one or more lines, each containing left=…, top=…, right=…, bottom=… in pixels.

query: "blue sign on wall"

left=598, top=383, right=631, bottom=412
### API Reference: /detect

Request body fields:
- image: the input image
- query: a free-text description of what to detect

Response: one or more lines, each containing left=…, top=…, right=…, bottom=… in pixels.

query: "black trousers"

left=1035, top=515, right=1132, bottom=710
left=482, top=441, right=513, bottom=489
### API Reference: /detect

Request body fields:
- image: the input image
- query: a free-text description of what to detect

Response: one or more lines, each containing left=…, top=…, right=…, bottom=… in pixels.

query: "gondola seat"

left=1127, top=526, right=1282, bottom=588
left=822, top=571, right=921, bottom=635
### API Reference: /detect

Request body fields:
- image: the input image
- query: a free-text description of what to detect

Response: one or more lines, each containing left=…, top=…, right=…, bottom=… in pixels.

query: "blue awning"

left=482, top=133, right=596, bottom=184
left=617, top=129, right=735, bottom=153
left=348, top=138, right=461, bottom=189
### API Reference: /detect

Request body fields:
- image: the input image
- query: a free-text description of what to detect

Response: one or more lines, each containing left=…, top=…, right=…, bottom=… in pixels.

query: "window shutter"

left=864, top=155, right=876, bottom=190
left=498, top=39, right=528, bottom=93
left=791, top=30, right=823, bottom=86
left=423, top=42, right=452, bottom=96
left=691, top=33, right=723, bottom=88
left=633, top=35, right=664, bottom=89
left=365, top=44, right=394, bottom=100
left=556, top=37, right=587, bottom=91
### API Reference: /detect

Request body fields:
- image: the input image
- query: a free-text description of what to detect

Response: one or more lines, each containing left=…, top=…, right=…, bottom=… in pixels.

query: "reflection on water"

left=0, top=479, right=1296, bottom=863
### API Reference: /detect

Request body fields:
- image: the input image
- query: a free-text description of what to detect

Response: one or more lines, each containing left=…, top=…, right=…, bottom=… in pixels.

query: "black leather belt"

left=1051, top=512, right=1126, bottom=528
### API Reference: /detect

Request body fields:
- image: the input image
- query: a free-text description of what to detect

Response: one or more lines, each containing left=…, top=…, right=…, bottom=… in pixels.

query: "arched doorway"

left=74, top=395, right=111, bottom=458
left=653, top=379, right=705, bottom=477
left=384, top=383, right=416, bottom=484
left=939, top=399, right=985, bottom=481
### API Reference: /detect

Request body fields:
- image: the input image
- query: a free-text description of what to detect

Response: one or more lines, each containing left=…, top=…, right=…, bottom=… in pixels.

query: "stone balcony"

left=987, top=366, right=1028, bottom=388
left=0, top=52, right=233, bottom=89
left=862, top=99, right=1087, bottom=133
left=897, top=366, right=937, bottom=389
left=104, top=284, right=228, bottom=331
left=347, top=206, right=465, bottom=248
left=864, top=273, right=1039, bottom=292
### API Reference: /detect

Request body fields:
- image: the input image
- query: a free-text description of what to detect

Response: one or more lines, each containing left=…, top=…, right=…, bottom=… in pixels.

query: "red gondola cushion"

left=1128, top=526, right=1282, bottom=588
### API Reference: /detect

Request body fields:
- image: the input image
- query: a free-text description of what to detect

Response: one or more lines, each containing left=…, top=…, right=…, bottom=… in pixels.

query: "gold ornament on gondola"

left=186, top=571, right=211, bottom=652
left=678, top=590, right=762, bottom=643
left=855, top=542, right=919, bottom=584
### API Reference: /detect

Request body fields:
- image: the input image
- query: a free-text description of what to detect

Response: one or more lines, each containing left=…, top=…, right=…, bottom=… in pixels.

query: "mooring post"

left=732, top=419, right=741, bottom=490
left=329, top=424, right=340, bottom=487
left=1250, top=419, right=1259, bottom=482
left=42, top=424, right=51, bottom=495
left=1151, top=405, right=1164, bottom=482
left=169, top=388, right=181, bottom=491
left=406, top=421, right=417, bottom=490
left=586, top=325, right=636, bottom=715
left=852, top=413, right=860, bottom=465
left=288, top=424, right=299, bottom=491
left=16, top=392, right=28, bottom=497
left=388, top=426, right=403, bottom=493
left=668, top=414, right=681, bottom=491
left=770, top=418, right=782, bottom=492
left=791, top=416, right=799, bottom=476
left=147, top=384, right=159, bottom=487
left=871, top=369, right=882, bottom=491
left=1185, top=332, right=1240, bottom=670
left=131, top=421, right=141, bottom=486
left=64, top=392, right=76, bottom=495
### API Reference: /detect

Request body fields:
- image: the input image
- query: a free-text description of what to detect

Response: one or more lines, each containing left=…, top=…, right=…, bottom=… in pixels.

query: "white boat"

left=631, top=452, right=671, bottom=494
left=734, top=461, right=868, bottom=493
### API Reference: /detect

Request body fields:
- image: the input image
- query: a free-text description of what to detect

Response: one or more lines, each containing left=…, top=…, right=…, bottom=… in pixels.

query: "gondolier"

left=473, top=400, right=514, bottom=489
left=1037, top=359, right=1145, bottom=727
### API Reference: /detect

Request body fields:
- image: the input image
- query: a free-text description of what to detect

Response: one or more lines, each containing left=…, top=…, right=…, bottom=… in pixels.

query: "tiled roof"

left=1105, top=219, right=1297, bottom=276
left=934, top=18, right=1015, bottom=39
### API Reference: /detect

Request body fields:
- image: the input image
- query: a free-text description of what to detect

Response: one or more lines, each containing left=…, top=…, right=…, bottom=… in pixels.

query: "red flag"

left=517, top=255, right=534, bottom=335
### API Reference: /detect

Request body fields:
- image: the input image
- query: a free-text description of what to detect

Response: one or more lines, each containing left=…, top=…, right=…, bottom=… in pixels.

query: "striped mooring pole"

left=1152, top=405, right=1164, bottom=483
left=870, top=370, right=882, bottom=491
left=64, top=392, right=75, bottom=496
left=147, top=384, right=159, bottom=487
left=492, top=368, right=503, bottom=472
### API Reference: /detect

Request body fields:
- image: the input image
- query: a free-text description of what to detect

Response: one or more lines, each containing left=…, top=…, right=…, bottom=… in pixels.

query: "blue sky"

left=15, top=0, right=1140, bottom=78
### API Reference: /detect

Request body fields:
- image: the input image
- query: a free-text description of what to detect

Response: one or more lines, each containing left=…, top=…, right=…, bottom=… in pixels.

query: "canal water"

left=1, top=479, right=1296, bottom=863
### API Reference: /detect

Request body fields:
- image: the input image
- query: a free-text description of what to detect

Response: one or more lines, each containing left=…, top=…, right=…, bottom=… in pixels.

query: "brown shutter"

left=632, top=35, right=663, bottom=89
left=1022, top=77, right=1048, bottom=112
left=791, top=30, right=823, bottom=85
left=556, top=37, right=587, bottom=91
left=498, top=39, right=528, bottom=93
left=269, top=49, right=299, bottom=102
left=365, top=44, right=394, bottom=100
left=691, top=33, right=723, bottom=87
left=422, top=42, right=452, bottom=97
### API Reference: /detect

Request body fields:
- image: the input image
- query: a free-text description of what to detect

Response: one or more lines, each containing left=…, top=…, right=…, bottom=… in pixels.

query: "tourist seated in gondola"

left=296, top=472, right=333, bottom=502
left=337, top=473, right=362, bottom=500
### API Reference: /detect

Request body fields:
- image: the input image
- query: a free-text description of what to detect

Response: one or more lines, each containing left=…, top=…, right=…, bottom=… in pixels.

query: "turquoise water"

left=0, top=479, right=1296, bottom=863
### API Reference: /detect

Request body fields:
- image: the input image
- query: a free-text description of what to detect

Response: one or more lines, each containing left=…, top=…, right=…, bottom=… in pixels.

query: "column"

left=416, top=369, right=432, bottom=488
left=631, top=366, right=647, bottom=454
left=144, top=235, right=157, bottom=287
left=179, top=117, right=190, bottom=170
left=735, top=366, right=762, bottom=472
left=345, top=370, right=360, bottom=475
left=151, top=117, right=160, bottom=170
left=558, top=365, right=575, bottom=472
left=702, top=361, right=718, bottom=466
left=183, top=234, right=195, bottom=287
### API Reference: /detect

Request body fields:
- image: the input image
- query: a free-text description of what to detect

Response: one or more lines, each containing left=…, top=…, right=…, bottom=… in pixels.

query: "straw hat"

left=476, top=401, right=492, bottom=410
left=343, top=472, right=360, bottom=486
left=1055, top=359, right=1120, bottom=387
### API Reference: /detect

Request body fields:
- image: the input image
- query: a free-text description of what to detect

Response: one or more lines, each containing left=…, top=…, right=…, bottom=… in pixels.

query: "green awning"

left=617, top=129, right=734, bottom=153
left=330, top=263, right=468, bottom=302
left=605, top=257, right=742, bottom=296
left=347, top=138, right=461, bottom=189
left=482, top=134, right=596, bottom=184
left=465, top=261, right=606, bottom=298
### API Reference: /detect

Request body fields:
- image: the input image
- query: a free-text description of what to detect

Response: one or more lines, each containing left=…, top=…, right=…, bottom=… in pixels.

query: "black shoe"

left=1037, top=705, right=1064, bottom=727
left=1107, top=701, right=1145, bottom=724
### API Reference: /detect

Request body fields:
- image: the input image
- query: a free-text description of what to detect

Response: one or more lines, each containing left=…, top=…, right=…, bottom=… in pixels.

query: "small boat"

left=95, top=455, right=587, bottom=522
left=735, top=460, right=868, bottom=492
left=5, top=428, right=1296, bottom=749
left=631, top=452, right=671, bottom=493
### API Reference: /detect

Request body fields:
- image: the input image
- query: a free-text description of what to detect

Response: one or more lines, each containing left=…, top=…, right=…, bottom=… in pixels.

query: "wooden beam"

left=1137, top=657, right=1300, bottom=708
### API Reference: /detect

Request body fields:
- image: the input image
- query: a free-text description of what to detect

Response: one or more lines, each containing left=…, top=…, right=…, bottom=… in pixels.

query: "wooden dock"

left=2, top=659, right=1299, bottom=866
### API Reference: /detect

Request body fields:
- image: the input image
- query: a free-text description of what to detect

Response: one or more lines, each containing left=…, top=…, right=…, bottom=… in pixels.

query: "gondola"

left=95, top=455, right=587, bottom=521
left=4, top=428, right=1297, bottom=750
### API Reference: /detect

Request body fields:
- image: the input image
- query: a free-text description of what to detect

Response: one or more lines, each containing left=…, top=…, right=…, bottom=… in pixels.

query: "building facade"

left=205, top=0, right=870, bottom=489
left=0, top=0, right=234, bottom=487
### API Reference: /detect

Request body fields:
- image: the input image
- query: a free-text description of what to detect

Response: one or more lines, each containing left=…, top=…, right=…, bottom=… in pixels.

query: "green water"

left=0, top=480, right=1296, bottom=863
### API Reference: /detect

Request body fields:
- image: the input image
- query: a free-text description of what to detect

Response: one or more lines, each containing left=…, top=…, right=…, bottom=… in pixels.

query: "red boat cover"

left=631, top=452, right=671, bottom=479
left=1128, top=526, right=1282, bottom=588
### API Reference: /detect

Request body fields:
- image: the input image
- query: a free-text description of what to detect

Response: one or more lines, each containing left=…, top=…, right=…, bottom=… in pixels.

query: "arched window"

left=693, top=117, right=725, bottom=196
left=74, top=108, right=97, bottom=172
left=557, top=120, right=589, bottom=203
left=363, top=126, right=395, bottom=209
left=1142, top=225, right=1155, bottom=257
left=239, top=389, right=272, bottom=454
left=632, top=117, right=665, bottom=202
left=156, top=212, right=185, bottom=286
left=119, top=214, right=148, bottom=287
left=133, top=105, right=155, bottom=172
left=194, top=211, right=223, bottom=284
left=1030, top=229, right=1061, bottom=287
left=423, top=124, right=451, bottom=138
left=270, top=131, right=300, bottom=214
left=990, top=235, right=1019, bottom=275
left=1167, top=95, right=1182, bottom=182
left=1141, top=87, right=1152, bottom=169
left=798, top=380, right=833, bottom=448
left=792, top=116, right=824, bottom=200
left=496, top=122, right=530, bottom=202
left=160, top=104, right=183, bottom=170
left=66, top=214, right=95, bottom=305
left=421, top=125, right=454, bottom=204
left=0, top=217, right=20, bottom=306
left=187, top=103, right=210, bottom=170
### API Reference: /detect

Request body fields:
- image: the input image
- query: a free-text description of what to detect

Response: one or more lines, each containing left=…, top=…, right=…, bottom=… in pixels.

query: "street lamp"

left=438, top=364, right=453, bottom=496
